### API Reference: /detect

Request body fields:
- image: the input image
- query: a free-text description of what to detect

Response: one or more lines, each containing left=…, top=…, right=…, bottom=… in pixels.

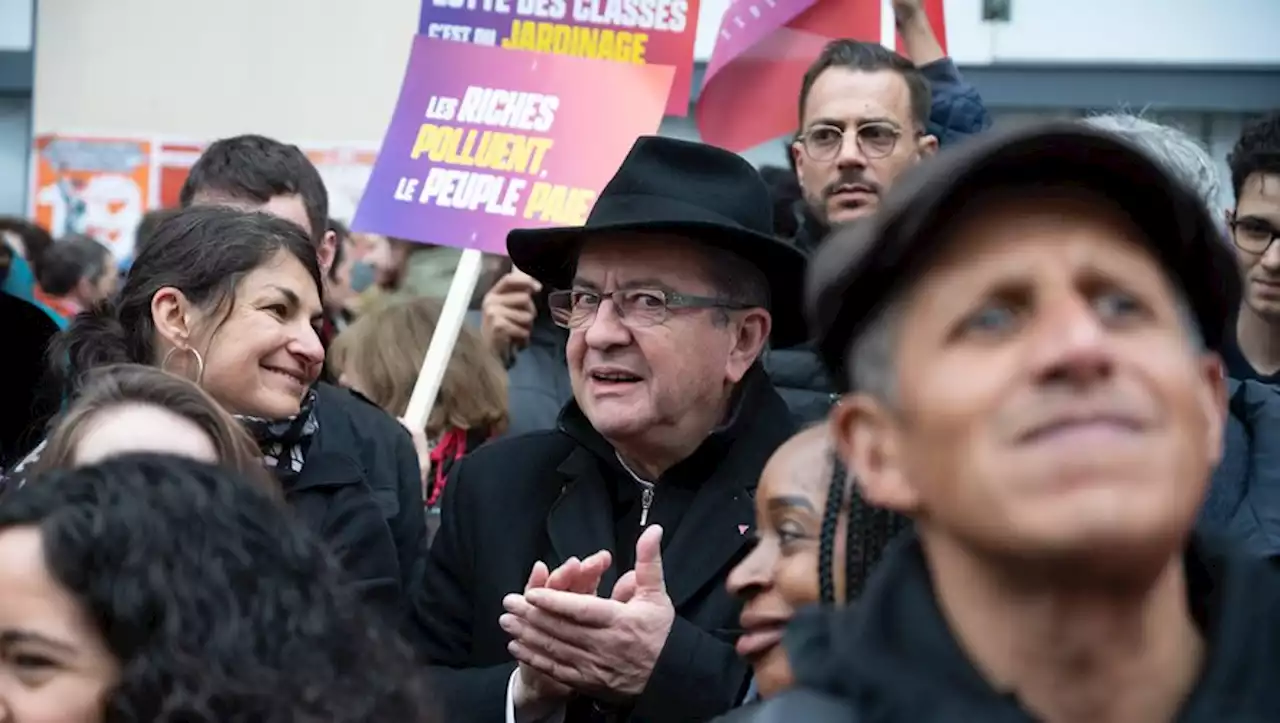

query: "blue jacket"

left=1200, top=378, right=1280, bottom=558
left=1, top=255, right=67, bottom=329
left=920, top=57, right=992, bottom=147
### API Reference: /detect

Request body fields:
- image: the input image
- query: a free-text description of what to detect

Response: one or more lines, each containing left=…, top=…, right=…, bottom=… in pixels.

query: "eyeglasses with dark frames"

left=548, top=288, right=753, bottom=329
left=1230, top=213, right=1280, bottom=255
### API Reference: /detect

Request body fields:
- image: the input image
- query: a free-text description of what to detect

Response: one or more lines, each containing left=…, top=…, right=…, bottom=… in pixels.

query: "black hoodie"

left=722, top=532, right=1280, bottom=722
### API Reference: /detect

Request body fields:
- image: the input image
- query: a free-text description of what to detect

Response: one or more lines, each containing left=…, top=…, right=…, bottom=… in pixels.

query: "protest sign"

left=697, top=0, right=945, bottom=152
left=29, top=135, right=153, bottom=261
left=418, top=0, right=696, bottom=116
left=352, top=35, right=673, bottom=255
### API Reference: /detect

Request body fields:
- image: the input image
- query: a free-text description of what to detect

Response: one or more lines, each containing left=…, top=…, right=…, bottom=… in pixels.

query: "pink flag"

left=697, top=0, right=946, bottom=152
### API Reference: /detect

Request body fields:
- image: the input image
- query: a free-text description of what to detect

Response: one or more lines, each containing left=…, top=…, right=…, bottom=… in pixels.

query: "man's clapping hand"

left=508, top=550, right=613, bottom=715
left=501, top=526, right=675, bottom=703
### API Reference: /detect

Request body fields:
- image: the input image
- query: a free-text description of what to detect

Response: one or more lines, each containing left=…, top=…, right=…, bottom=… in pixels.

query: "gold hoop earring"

left=161, top=346, right=205, bottom=384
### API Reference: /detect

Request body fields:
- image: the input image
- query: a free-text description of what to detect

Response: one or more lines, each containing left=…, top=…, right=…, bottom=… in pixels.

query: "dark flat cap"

left=807, top=121, right=1241, bottom=391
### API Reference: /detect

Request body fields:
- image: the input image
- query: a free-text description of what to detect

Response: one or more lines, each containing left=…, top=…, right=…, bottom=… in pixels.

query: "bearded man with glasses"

left=792, top=42, right=939, bottom=245
left=413, top=136, right=807, bottom=723
left=766, top=31, right=993, bottom=426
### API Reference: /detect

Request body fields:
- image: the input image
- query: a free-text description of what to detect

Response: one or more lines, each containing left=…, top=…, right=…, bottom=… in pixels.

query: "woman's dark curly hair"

left=0, top=454, right=437, bottom=722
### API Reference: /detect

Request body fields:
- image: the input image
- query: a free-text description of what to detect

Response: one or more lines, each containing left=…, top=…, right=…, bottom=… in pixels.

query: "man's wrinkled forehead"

left=189, top=190, right=314, bottom=240
left=901, top=187, right=1178, bottom=316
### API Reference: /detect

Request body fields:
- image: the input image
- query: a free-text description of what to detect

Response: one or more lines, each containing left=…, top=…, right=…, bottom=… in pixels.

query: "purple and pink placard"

left=418, top=0, right=698, bottom=117
left=352, top=36, right=674, bottom=255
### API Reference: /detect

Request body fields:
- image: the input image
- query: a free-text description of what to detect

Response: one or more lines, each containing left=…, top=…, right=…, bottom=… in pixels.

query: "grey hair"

left=847, top=300, right=901, bottom=403
left=846, top=290, right=1205, bottom=404
left=1082, top=113, right=1221, bottom=213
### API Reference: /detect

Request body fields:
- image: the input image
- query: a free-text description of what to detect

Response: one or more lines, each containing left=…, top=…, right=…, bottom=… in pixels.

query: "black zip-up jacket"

left=720, top=532, right=1280, bottom=722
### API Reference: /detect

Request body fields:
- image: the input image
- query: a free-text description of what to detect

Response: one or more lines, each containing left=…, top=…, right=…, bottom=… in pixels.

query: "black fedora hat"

left=807, top=121, right=1241, bottom=391
left=507, top=135, right=810, bottom=348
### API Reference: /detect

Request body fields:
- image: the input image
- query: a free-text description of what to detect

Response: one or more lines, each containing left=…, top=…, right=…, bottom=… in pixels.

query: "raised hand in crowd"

left=481, top=269, right=542, bottom=362
left=502, top=526, right=676, bottom=704
left=891, top=0, right=946, bottom=65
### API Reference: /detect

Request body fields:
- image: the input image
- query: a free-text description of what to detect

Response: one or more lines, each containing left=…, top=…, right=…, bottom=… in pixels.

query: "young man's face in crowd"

left=1231, top=171, right=1280, bottom=320
left=792, top=68, right=937, bottom=228
left=835, top=190, right=1225, bottom=572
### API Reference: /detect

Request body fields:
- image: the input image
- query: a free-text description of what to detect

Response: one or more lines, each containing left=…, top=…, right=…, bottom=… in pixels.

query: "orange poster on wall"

left=28, top=136, right=378, bottom=266
left=29, top=135, right=152, bottom=262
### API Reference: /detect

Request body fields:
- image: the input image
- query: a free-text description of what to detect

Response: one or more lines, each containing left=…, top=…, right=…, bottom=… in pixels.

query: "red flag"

left=697, top=0, right=946, bottom=153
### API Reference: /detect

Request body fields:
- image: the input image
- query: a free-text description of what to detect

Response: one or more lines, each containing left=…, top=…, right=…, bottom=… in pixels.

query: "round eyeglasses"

left=797, top=122, right=906, bottom=162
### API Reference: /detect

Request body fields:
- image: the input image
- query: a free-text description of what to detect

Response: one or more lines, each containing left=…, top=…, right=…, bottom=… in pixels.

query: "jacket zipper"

left=616, top=451, right=656, bottom=528
left=639, top=483, right=655, bottom=527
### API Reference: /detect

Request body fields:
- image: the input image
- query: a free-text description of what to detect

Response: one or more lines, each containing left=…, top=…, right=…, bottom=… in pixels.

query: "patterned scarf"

left=236, top=388, right=320, bottom=481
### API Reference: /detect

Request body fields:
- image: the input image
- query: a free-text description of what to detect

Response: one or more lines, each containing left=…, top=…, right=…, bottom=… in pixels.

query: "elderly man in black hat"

left=720, top=123, right=1280, bottom=722
left=413, top=136, right=807, bottom=722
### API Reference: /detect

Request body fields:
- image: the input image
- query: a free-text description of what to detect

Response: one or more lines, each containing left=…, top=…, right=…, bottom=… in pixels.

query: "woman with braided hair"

left=724, top=425, right=911, bottom=705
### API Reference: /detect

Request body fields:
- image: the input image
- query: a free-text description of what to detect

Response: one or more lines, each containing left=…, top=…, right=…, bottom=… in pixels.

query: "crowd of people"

left=2, top=0, right=1280, bottom=720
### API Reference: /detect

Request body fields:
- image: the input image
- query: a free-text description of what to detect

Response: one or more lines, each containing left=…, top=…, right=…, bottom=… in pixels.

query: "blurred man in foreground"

left=748, top=123, right=1280, bottom=721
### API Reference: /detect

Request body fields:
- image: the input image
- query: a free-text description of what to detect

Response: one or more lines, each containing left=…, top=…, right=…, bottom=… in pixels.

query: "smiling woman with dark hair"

left=0, top=454, right=438, bottom=723
left=6, top=205, right=405, bottom=624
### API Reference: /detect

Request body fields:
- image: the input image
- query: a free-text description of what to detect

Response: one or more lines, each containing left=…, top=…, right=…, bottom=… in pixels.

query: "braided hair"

left=817, top=448, right=846, bottom=605
left=817, top=448, right=913, bottom=605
